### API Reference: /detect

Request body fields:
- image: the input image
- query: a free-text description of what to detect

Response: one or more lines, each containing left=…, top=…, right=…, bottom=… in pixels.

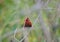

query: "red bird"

left=24, top=17, right=32, bottom=27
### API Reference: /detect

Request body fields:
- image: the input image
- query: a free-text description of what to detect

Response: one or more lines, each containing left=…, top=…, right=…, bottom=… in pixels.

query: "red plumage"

left=24, top=17, right=32, bottom=27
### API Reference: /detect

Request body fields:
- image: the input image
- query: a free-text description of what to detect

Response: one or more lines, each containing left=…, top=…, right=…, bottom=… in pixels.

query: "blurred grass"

left=0, top=0, right=60, bottom=42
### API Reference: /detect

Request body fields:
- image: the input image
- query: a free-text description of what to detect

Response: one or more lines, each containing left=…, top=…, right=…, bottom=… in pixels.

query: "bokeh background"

left=0, top=0, right=60, bottom=42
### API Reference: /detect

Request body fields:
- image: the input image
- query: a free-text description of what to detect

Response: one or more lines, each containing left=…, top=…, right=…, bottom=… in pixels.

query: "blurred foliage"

left=0, top=0, right=60, bottom=42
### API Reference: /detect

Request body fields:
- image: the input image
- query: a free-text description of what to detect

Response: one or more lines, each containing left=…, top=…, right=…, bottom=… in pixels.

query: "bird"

left=24, top=17, right=32, bottom=27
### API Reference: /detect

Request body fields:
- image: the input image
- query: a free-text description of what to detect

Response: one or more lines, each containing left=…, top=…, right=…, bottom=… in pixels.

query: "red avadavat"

left=24, top=17, right=32, bottom=27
